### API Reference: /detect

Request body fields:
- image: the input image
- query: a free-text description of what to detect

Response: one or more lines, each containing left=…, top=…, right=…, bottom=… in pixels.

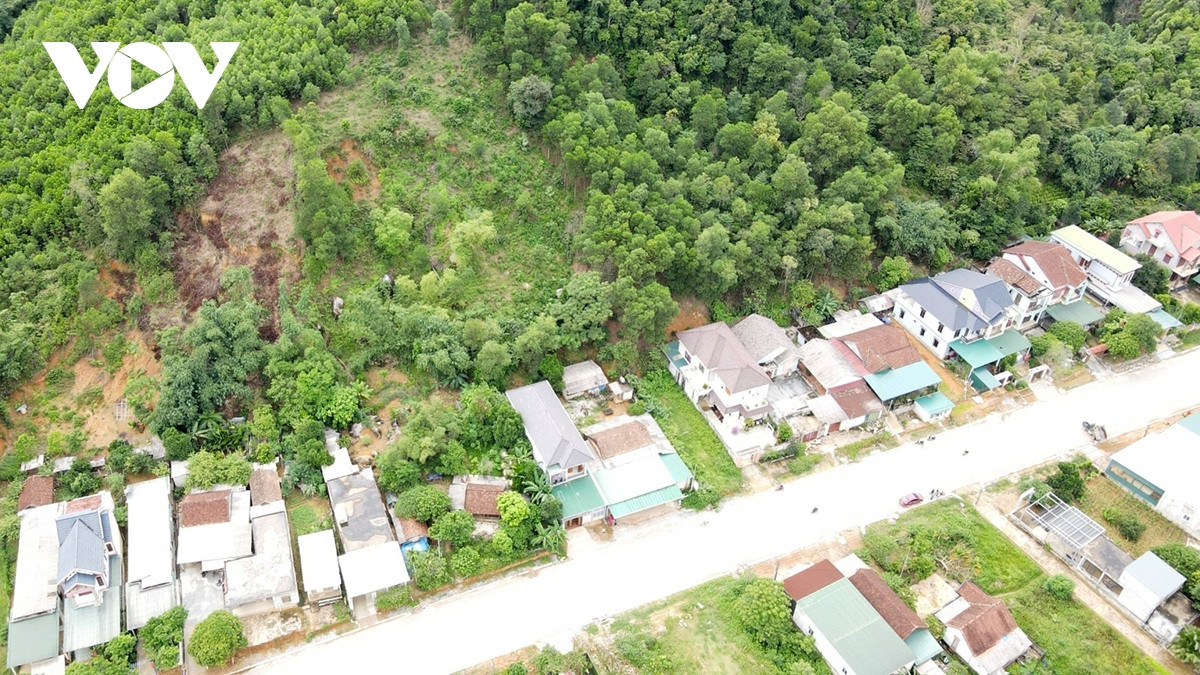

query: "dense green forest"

left=2, top=0, right=1200, bottom=486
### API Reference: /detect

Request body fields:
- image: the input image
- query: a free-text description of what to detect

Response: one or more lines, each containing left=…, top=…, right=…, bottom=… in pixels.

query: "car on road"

left=899, top=493, right=924, bottom=507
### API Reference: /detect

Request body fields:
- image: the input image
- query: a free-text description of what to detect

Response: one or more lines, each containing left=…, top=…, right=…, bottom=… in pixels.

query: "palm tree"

left=533, top=522, right=566, bottom=556
left=523, top=472, right=553, bottom=505
left=812, top=287, right=841, bottom=322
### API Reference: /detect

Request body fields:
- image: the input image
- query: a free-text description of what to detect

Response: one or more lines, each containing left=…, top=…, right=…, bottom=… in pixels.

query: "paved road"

left=254, top=349, right=1200, bottom=675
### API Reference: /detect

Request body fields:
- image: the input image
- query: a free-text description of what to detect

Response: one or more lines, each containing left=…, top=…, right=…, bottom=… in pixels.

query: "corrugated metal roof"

left=298, top=530, right=342, bottom=595
left=6, top=611, right=60, bottom=669
left=62, top=557, right=123, bottom=653
left=607, top=485, right=684, bottom=519
left=1121, top=552, right=1185, bottom=602
left=125, top=477, right=174, bottom=590
left=971, top=368, right=1002, bottom=391
left=12, top=503, right=63, bottom=619
left=551, top=475, right=605, bottom=519
left=124, top=580, right=178, bottom=631
left=1046, top=299, right=1106, bottom=326
left=1149, top=308, right=1183, bottom=329
left=659, top=453, right=693, bottom=484
left=951, top=339, right=1004, bottom=369
left=1109, top=423, right=1200, bottom=504
left=987, top=330, right=1032, bottom=359
left=906, top=629, right=944, bottom=665
left=592, top=456, right=676, bottom=505
left=915, top=391, right=954, bottom=416
left=862, top=362, right=941, bottom=402
left=796, top=578, right=914, bottom=675
left=1051, top=225, right=1140, bottom=274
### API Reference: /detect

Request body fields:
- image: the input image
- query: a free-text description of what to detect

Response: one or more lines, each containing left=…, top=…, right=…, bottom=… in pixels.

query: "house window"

left=932, top=338, right=940, bottom=348
left=937, top=322, right=945, bottom=334
left=919, top=308, right=926, bottom=318
left=1163, top=253, right=1173, bottom=265
left=1149, top=245, right=1158, bottom=256
left=898, top=309, right=906, bottom=319
left=919, top=327, right=926, bottom=337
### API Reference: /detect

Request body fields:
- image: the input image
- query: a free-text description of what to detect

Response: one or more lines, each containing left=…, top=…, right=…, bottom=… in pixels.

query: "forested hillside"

left=1, top=0, right=1200, bottom=482
left=459, top=0, right=1200, bottom=319
left=0, top=0, right=428, bottom=397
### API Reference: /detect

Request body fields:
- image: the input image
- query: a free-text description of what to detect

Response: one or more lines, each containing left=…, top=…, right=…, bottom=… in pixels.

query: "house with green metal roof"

left=792, top=577, right=916, bottom=675
left=551, top=474, right=607, bottom=528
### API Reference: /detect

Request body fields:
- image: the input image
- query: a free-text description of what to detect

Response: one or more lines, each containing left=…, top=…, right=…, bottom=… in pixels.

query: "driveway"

left=251, top=349, right=1200, bottom=675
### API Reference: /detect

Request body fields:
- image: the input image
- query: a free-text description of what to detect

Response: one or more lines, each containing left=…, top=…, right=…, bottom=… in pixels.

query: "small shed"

left=1118, top=552, right=1185, bottom=622
left=914, top=392, right=954, bottom=422
left=562, top=360, right=608, bottom=400
left=17, top=476, right=54, bottom=513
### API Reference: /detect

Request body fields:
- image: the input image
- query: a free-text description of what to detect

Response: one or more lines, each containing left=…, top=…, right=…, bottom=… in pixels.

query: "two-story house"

left=892, top=269, right=1017, bottom=360
left=987, top=241, right=1092, bottom=328
left=665, top=322, right=771, bottom=427
left=1122, top=210, right=1200, bottom=289
left=1050, top=225, right=1162, bottom=316
left=506, top=380, right=596, bottom=485
left=985, top=258, right=1052, bottom=329
left=56, top=495, right=121, bottom=609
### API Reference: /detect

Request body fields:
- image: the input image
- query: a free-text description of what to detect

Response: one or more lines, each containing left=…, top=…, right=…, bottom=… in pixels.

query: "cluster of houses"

left=505, top=380, right=695, bottom=529
left=664, top=213, right=1198, bottom=464
left=783, top=555, right=1036, bottom=675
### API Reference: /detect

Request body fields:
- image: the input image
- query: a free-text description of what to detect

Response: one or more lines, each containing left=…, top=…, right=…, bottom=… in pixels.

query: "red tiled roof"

left=987, top=258, right=1042, bottom=296
left=849, top=568, right=926, bottom=639
left=948, top=581, right=1020, bottom=655
left=837, top=324, right=921, bottom=374
left=464, top=483, right=505, bottom=518
left=1005, top=241, right=1088, bottom=290
left=249, top=468, right=282, bottom=505
left=180, top=490, right=231, bottom=527
left=830, top=381, right=885, bottom=420
left=18, top=476, right=54, bottom=512
left=66, top=494, right=102, bottom=513
left=782, top=560, right=844, bottom=600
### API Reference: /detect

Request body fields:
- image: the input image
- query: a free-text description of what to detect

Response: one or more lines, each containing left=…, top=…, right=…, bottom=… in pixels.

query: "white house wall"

left=1156, top=492, right=1200, bottom=540
left=892, top=294, right=954, bottom=359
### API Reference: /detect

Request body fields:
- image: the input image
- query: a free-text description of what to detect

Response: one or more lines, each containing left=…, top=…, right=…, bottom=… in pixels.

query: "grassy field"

left=637, top=372, right=744, bottom=496
left=1008, top=585, right=1169, bottom=675
left=1077, top=474, right=1188, bottom=556
left=594, top=576, right=822, bottom=675
left=863, top=500, right=1165, bottom=674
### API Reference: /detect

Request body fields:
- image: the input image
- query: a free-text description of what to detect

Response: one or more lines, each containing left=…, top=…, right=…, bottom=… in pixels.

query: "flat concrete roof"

left=224, top=511, right=298, bottom=607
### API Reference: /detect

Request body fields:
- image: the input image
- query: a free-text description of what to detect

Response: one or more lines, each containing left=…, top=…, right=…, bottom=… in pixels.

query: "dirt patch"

left=324, top=138, right=382, bottom=202
left=665, top=296, right=710, bottom=335
left=2, top=330, right=161, bottom=452
left=173, top=131, right=300, bottom=332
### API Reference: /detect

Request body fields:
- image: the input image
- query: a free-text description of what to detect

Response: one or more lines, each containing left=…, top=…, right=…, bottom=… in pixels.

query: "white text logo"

left=43, top=42, right=239, bottom=109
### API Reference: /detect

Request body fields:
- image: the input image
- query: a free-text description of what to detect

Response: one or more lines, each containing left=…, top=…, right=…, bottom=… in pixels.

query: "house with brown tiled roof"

left=848, top=567, right=944, bottom=666
left=935, top=581, right=1033, bottom=674
left=990, top=241, right=1092, bottom=329
left=18, top=476, right=54, bottom=512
